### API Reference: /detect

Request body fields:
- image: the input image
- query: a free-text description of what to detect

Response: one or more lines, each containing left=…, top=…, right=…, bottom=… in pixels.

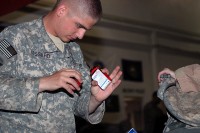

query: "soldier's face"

left=55, top=10, right=98, bottom=42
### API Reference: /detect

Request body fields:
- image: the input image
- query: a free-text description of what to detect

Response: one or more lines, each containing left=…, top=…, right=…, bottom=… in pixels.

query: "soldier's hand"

left=39, top=68, right=82, bottom=95
left=158, top=68, right=176, bottom=83
left=90, top=66, right=122, bottom=102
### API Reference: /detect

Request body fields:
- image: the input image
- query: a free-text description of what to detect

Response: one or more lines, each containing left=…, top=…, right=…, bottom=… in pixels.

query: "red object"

left=102, top=71, right=112, bottom=81
left=90, top=66, right=112, bottom=81
left=72, top=77, right=81, bottom=87
left=90, top=66, right=100, bottom=75
left=75, top=79, right=81, bottom=87
left=0, top=0, right=38, bottom=16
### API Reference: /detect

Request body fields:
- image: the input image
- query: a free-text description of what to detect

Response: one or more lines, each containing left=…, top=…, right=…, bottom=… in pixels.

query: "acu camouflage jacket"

left=0, top=17, right=105, bottom=133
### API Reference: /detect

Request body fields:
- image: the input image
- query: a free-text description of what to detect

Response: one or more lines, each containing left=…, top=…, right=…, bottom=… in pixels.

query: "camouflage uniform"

left=158, top=71, right=200, bottom=133
left=0, top=18, right=105, bottom=133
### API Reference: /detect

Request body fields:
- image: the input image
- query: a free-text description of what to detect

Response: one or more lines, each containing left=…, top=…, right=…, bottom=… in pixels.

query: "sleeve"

left=0, top=75, right=43, bottom=112
left=75, top=90, right=105, bottom=124
left=0, top=26, right=43, bottom=112
left=71, top=43, right=105, bottom=124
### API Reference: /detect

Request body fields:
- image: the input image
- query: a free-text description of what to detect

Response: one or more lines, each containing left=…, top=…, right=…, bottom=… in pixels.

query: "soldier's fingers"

left=61, top=81, right=76, bottom=95
left=109, top=66, right=121, bottom=79
left=64, top=77, right=81, bottom=90
left=60, top=69, right=83, bottom=83
left=101, top=68, right=109, bottom=75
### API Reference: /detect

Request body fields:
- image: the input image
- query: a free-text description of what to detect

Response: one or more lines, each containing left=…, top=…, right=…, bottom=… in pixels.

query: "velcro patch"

left=0, top=39, right=17, bottom=59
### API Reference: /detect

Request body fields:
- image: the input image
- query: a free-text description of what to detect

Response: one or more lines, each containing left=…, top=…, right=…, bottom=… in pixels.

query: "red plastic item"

left=90, top=66, right=112, bottom=81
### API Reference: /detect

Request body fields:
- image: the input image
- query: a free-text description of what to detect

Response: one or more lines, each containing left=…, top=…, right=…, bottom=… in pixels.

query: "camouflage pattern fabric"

left=0, top=17, right=105, bottom=133
left=158, top=75, right=200, bottom=132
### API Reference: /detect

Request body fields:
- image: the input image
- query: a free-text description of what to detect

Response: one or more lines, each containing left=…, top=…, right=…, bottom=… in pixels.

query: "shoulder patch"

left=0, top=39, right=17, bottom=59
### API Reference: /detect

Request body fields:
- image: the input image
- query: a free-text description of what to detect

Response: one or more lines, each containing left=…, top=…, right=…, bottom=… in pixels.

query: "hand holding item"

left=90, top=66, right=122, bottom=102
left=157, top=68, right=176, bottom=83
left=39, top=68, right=82, bottom=95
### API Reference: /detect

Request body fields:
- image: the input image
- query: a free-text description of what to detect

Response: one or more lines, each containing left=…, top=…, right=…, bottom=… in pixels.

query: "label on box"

left=91, top=69, right=111, bottom=90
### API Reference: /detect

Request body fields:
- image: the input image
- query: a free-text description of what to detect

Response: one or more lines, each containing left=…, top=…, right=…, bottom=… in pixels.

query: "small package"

left=91, top=67, right=112, bottom=90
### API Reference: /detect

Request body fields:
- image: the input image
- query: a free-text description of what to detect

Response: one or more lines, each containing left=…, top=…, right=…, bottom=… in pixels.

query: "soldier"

left=0, top=0, right=122, bottom=132
left=157, top=64, right=200, bottom=133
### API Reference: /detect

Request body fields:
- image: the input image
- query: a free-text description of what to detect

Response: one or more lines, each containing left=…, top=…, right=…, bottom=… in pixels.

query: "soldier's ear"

left=56, top=4, right=68, bottom=17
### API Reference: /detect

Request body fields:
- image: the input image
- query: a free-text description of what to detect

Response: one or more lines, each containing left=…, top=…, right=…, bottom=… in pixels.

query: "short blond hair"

left=53, top=0, right=102, bottom=20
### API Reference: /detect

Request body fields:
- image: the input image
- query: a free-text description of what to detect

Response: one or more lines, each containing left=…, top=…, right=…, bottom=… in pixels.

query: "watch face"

left=122, top=59, right=143, bottom=82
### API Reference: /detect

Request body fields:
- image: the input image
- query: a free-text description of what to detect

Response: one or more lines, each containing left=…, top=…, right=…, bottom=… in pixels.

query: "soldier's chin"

left=64, top=37, right=77, bottom=42
left=70, top=38, right=78, bottom=42
left=62, top=38, right=71, bottom=43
